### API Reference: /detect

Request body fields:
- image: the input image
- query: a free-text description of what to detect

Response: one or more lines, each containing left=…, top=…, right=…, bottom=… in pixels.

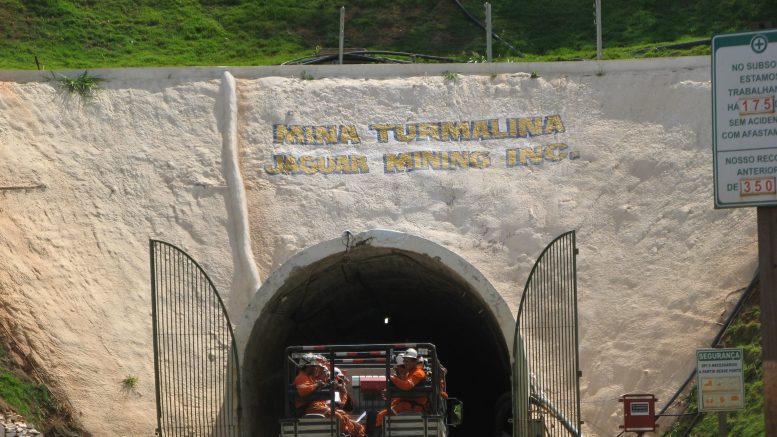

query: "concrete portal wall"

left=237, top=57, right=756, bottom=435
left=0, top=58, right=758, bottom=436
left=0, top=77, right=233, bottom=435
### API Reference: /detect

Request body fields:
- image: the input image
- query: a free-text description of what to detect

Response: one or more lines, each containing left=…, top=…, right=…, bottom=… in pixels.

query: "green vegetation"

left=121, top=375, right=138, bottom=390
left=442, top=70, right=459, bottom=82
left=50, top=70, right=107, bottom=98
left=663, top=291, right=764, bottom=436
left=298, top=70, right=314, bottom=81
left=0, top=0, right=775, bottom=69
left=0, top=342, right=81, bottom=435
left=0, top=343, right=54, bottom=427
left=0, top=371, right=55, bottom=424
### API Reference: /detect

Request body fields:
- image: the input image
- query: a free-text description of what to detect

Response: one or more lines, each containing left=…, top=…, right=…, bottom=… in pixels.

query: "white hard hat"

left=299, top=353, right=317, bottom=367
left=404, top=348, right=419, bottom=360
left=395, top=353, right=405, bottom=365
left=334, top=367, right=345, bottom=377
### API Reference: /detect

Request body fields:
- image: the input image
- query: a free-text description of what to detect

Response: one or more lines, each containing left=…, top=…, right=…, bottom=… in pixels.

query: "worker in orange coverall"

left=438, top=363, right=448, bottom=400
left=375, top=348, right=428, bottom=429
left=334, top=367, right=353, bottom=410
left=294, top=355, right=365, bottom=437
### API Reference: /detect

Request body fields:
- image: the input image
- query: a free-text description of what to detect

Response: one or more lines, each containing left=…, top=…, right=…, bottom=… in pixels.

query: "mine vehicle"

left=279, top=342, right=463, bottom=437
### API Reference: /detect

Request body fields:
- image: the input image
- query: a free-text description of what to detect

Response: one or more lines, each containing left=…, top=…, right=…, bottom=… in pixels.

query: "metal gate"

left=513, top=231, right=581, bottom=436
left=150, top=240, right=241, bottom=436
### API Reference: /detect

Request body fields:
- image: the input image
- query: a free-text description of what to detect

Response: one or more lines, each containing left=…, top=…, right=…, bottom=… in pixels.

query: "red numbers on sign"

left=740, top=96, right=776, bottom=115
left=741, top=177, right=777, bottom=196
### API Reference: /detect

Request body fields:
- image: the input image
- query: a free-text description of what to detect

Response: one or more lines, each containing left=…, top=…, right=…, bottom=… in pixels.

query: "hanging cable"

left=656, top=271, right=760, bottom=432
left=450, top=0, right=522, bottom=56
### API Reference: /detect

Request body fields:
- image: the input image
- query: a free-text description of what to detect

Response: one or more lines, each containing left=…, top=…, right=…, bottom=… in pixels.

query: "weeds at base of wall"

left=442, top=71, right=459, bottom=82
left=0, top=371, right=54, bottom=426
left=0, top=332, right=85, bottom=436
left=49, top=71, right=107, bottom=99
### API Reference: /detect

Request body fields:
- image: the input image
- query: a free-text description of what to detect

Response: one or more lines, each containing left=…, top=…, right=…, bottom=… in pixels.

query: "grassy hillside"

left=0, top=341, right=82, bottom=435
left=0, top=0, right=776, bottom=69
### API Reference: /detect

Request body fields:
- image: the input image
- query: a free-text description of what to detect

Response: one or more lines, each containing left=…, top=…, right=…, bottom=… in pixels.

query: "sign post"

left=758, top=207, right=777, bottom=436
left=712, top=29, right=777, bottom=436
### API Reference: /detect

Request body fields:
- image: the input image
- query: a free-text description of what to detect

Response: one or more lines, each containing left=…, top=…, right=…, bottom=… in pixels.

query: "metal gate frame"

left=150, top=239, right=242, bottom=436
left=513, top=231, right=582, bottom=436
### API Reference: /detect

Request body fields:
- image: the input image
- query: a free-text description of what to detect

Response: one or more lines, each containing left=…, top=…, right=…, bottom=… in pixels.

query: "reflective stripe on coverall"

left=294, top=370, right=365, bottom=436
left=375, top=364, right=428, bottom=428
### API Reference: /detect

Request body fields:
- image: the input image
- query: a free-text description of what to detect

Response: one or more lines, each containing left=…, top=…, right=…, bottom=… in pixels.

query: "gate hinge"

left=574, top=248, right=579, bottom=255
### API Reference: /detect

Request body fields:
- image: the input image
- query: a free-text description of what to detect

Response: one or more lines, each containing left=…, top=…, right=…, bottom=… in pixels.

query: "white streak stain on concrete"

left=217, top=71, right=261, bottom=320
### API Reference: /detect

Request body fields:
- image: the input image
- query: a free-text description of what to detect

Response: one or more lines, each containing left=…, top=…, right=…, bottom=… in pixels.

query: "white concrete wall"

left=0, top=77, right=233, bottom=435
left=237, top=58, right=756, bottom=435
left=0, top=58, right=758, bottom=435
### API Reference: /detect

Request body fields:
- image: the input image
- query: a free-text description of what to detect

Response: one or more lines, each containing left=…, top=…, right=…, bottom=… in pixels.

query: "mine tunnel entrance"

left=238, top=231, right=513, bottom=437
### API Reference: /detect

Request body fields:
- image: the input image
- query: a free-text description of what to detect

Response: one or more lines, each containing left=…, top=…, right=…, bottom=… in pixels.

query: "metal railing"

left=150, top=240, right=241, bottom=436
left=514, top=231, right=582, bottom=436
left=284, top=343, right=443, bottom=421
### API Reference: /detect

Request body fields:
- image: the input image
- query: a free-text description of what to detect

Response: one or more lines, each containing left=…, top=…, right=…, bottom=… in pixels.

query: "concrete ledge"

left=0, top=56, right=710, bottom=83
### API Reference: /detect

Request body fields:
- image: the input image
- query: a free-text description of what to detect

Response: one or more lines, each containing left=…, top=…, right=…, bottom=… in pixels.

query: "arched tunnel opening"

left=241, top=240, right=512, bottom=436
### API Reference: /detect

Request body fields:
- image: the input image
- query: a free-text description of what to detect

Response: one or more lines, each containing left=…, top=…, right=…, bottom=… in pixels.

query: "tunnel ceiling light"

left=384, top=317, right=390, bottom=324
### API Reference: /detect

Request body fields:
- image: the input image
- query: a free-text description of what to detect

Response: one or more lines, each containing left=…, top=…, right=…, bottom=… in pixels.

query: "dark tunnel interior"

left=242, top=245, right=512, bottom=436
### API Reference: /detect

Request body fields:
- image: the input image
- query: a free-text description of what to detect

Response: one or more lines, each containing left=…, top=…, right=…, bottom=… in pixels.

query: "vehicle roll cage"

left=284, top=343, right=443, bottom=418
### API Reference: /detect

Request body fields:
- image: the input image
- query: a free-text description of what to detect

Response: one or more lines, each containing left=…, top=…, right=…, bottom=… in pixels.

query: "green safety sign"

left=696, top=348, right=745, bottom=412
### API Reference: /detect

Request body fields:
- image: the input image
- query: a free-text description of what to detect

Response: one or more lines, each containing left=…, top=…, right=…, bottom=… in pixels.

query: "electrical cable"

left=450, top=0, right=522, bottom=56
left=631, top=39, right=710, bottom=55
left=281, top=51, right=459, bottom=65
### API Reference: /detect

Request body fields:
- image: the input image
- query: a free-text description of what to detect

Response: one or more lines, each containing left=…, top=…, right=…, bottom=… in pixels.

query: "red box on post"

left=619, top=393, right=657, bottom=433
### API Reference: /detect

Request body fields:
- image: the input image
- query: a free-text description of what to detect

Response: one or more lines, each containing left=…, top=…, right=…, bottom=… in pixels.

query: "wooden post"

left=718, top=411, right=728, bottom=437
left=758, top=206, right=777, bottom=437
